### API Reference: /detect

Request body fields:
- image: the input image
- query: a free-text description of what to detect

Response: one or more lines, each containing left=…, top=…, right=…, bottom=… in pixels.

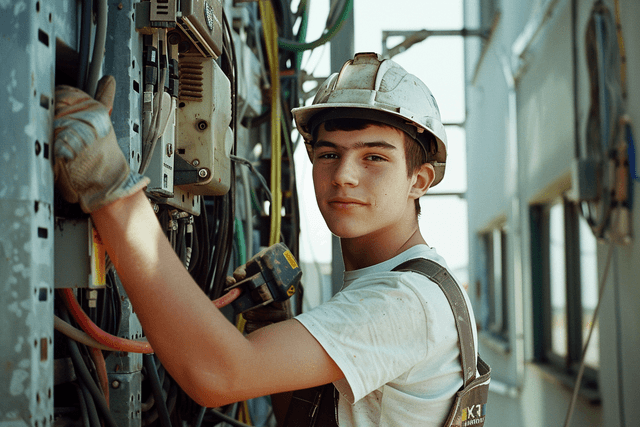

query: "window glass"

left=579, top=215, right=599, bottom=368
left=549, top=203, right=567, bottom=358
left=500, top=229, right=509, bottom=336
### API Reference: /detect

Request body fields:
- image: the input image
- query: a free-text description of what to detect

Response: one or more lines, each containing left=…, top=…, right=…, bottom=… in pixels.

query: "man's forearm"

left=90, top=190, right=251, bottom=405
left=90, top=190, right=344, bottom=407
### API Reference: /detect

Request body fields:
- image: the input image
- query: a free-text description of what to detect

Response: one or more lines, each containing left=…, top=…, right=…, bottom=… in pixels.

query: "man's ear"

left=409, top=163, right=435, bottom=199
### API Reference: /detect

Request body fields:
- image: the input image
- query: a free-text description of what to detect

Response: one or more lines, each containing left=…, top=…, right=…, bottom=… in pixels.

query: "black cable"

left=191, top=206, right=210, bottom=290
left=73, top=382, right=91, bottom=427
left=107, top=270, right=122, bottom=338
left=143, top=354, right=173, bottom=427
left=211, top=193, right=231, bottom=298
left=204, top=199, right=218, bottom=296
left=278, top=0, right=353, bottom=52
left=60, top=309, right=118, bottom=427
left=221, top=167, right=236, bottom=284
left=194, top=406, right=206, bottom=427
left=222, top=9, right=239, bottom=294
left=78, top=378, right=102, bottom=427
left=166, top=380, right=179, bottom=415
left=206, top=197, right=225, bottom=298
left=208, top=408, right=252, bottom=427
left=97, top=284, right=108, bottom=333
left=77, top=0, right=91, bottom=89
left=231, top=156, right=272, bottom=202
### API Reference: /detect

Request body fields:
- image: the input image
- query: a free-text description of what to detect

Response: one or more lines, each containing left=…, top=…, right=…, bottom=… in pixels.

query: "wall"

left=464, top=0, right=640, bottom=425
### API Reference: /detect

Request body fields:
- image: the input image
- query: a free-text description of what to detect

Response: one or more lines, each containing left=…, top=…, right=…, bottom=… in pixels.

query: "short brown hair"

left=312, top=118, right=434, bottom=216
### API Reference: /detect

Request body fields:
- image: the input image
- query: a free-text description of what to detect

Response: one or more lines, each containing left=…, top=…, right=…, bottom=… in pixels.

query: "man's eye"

left=318, top=153, right=338, bottom=159
left=365, top=155, right=386, bottom=162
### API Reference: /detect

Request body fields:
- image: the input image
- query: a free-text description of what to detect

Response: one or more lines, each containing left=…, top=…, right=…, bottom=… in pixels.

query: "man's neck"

left=340, top=222, right=427, bottom=271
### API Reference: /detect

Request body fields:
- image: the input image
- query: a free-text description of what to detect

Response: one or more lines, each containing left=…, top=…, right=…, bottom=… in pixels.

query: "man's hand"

left=228, top=253, right=293, bottom=334
left=54, top=76, right=149, bottom=213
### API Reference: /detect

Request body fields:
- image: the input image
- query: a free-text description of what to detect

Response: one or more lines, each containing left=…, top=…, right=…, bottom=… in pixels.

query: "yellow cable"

left=239, top=401, right=252, bottom=424
left=260, top=0, right=282, bottom=245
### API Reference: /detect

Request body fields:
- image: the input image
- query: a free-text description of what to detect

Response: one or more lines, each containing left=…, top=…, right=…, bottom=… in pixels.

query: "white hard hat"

left=292, top=52, right=448, bottom=186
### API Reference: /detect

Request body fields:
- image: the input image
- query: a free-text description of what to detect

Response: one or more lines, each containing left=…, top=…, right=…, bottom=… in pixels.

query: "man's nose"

left=332, top=156, right=359, bottom=187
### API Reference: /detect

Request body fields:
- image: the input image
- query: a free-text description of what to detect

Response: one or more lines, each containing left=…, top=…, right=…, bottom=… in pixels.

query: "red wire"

left=60, top=289, right=154, bottom=353
left=59, top=287, right=242, bottom=354
left=213, top=287, right=242, bottom=308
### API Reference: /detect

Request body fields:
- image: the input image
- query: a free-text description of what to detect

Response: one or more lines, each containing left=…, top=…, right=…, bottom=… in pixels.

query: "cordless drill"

left=225, top=242, right=302, bottom=314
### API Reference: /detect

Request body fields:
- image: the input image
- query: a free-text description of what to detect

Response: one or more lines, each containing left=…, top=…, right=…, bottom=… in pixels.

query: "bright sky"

left=294, top=0, right=469, bottom=284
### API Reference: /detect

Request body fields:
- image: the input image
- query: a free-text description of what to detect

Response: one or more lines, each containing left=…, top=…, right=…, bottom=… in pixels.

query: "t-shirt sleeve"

left=295, top=274, right=429, bottom=404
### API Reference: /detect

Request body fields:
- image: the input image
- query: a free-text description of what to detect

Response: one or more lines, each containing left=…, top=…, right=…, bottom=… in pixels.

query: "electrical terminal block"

left=176, top=55, right=233, bottom=196
left=146, top=96, right=177, bottom=198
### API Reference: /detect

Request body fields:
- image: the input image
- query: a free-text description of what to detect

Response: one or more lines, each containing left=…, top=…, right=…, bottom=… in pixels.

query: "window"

left=531, top=198, right=600, bottom=387
left=479, top=226, right=509, bottom=343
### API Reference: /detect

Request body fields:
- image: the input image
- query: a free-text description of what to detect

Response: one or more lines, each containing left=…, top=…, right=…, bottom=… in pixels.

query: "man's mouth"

left=327, top=197, right=367, bottom=206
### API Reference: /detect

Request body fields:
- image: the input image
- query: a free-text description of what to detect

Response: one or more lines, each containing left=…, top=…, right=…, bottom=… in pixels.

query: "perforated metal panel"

left=0, top=0, right=55, bottom=425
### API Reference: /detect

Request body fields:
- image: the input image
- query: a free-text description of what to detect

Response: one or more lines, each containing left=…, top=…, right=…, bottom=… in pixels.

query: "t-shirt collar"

left=342, top=244, right=434, bottom=289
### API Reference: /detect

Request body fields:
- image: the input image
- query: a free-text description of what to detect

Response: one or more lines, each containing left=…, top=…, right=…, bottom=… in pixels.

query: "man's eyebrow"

left=353, top=141, right=397, bottom=150
left=314, top=140, right=397, bottom=150
left=314, top=140, right=338, bottom=149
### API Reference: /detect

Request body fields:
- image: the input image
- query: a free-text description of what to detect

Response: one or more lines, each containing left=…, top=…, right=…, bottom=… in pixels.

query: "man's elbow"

left=180, top=365, right=245, bottom=408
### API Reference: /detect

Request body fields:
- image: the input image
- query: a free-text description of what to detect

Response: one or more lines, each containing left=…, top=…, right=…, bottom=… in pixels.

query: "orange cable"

left=59, top=287, right=243, bottom=354
left=60, top=289, right=154, bottom=354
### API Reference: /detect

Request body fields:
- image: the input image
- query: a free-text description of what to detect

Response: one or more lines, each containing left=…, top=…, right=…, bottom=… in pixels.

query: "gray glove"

left=54, top=76, right=149, bottom=213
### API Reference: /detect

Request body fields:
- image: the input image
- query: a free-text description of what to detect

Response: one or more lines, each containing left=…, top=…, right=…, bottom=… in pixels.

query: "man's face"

left=312, top=124, right=419, bottom=241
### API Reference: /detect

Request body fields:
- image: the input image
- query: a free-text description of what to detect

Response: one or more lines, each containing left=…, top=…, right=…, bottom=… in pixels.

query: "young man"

left=54, top=52, right=476, bottom=426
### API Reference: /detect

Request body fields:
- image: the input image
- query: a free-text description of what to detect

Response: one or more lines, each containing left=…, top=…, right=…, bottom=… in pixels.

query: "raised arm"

left=54, top=78, right=343, bottom=408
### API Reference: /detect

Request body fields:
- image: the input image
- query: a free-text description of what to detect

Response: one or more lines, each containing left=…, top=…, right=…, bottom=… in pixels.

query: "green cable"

left=234, top=217, right=247, bottom=265
left=250, top=188, right=263, bottom=215
left=279, top=0, right=353, bottom=52
left=295, top=0, right=310, bottom=68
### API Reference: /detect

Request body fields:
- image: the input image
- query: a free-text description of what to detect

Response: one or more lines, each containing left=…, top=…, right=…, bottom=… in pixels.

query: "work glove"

left=227, top=257, right=293, bottom=335
left=54, top=76, right=149, bottom=213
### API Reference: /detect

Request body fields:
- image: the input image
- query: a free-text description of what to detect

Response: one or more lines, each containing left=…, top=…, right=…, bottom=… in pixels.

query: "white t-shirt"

left=295, top=245, right=477, bottom=426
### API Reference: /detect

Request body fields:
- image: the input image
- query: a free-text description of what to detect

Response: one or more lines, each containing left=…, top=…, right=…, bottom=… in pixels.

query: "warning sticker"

left=283, top=250, right=299, bottom=269
left=287, top=285, right=296, bottom=297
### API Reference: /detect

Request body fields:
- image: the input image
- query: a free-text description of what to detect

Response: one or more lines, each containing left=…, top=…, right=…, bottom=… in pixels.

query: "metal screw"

left=198, top=168, right=209, bottom=178
left=197, top=120, right=208, bottom=131
left=167, top=32, right=181, bottom=45
left=111, top=380, right=120, bottom=389
left=192, top=159, right=200, bottom=167
left=152, top=203, right=159, bottom=213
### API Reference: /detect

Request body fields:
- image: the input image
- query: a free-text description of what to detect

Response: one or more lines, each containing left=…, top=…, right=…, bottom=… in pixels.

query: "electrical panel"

left=0, top=0, right=305, bottom=425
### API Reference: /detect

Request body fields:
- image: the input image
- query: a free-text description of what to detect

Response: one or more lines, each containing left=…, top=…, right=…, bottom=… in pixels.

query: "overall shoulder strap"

left=393, top=258, right=477, bottom=387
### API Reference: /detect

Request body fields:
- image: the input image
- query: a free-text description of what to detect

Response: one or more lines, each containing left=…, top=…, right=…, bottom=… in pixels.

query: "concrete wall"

left=464, top=0, right=640, bottom=425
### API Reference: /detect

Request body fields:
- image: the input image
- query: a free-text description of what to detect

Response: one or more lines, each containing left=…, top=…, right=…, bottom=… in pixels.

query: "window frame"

left=479, top=225, right=510, bottom=344
left=530, top=197, right=599, bottom=391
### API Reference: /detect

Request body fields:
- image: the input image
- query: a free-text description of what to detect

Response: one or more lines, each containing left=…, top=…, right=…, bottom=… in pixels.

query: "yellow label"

left=287, top=285, right=296, bottom=297
left=283, top=250, right=298, bottom=270
left=91, top=225, right=106, bottom=288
